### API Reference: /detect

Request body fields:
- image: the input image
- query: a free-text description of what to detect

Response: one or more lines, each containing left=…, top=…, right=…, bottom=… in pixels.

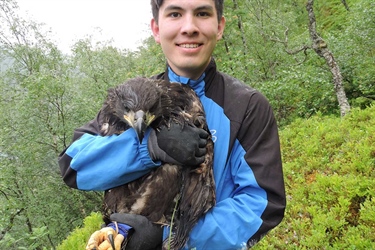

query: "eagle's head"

left=102, top=78, right=164, bottom=142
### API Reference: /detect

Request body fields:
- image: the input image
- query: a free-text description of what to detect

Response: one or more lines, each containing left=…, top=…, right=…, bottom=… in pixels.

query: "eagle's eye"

left=123, top=106, right=130, bottom=113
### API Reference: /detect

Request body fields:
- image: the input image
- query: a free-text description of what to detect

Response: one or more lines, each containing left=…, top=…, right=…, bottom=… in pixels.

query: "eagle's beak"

left=134, top=110, right=146, bottom=142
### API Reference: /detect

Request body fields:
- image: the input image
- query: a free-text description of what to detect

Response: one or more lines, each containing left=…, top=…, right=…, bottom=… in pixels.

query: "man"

left=59, top=0, right=286, bottom=249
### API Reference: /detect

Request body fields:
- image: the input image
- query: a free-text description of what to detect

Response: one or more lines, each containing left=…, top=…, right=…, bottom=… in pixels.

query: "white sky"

left=16, top=0, right=153, bottom=53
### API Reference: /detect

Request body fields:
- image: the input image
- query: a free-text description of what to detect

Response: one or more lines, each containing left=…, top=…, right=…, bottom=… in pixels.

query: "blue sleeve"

left=182, top=141, right=267, bottom=250
left=160, top=141, right=268, bottom=249
left=175, top=89, right=285, bottom=249
left=64, top=128, right=160, bottom=191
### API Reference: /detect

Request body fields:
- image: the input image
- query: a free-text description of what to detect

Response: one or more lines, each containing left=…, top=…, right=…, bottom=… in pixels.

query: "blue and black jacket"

left=58, top=59, right=286, bottom=249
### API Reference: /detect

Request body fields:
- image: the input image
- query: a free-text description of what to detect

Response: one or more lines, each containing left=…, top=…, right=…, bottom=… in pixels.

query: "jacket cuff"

left=139, top=128, right=161, bottom=168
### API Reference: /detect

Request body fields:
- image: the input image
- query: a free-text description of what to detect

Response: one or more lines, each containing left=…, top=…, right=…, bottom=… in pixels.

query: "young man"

left=59, top=0, right=286, bottom=249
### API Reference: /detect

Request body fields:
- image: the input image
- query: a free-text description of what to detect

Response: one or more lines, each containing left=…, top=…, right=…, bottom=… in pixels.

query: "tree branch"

left=0, top=208, right=24, bottom=241
left=341, top=0, right=350, bottom=11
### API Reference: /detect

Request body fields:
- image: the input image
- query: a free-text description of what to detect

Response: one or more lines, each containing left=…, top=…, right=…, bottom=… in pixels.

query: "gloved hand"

left=110, top=213, right=163, bottom=250
left=148, top=122, right=208, bottom=166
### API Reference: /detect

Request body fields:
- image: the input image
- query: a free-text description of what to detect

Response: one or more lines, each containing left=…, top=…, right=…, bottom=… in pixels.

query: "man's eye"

left=197, top=12, right=211, bottom=17
left=169, top=12, right=181, bottom=18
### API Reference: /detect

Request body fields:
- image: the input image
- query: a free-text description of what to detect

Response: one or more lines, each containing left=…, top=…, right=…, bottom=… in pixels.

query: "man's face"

left=151, top=0, right=225, bottom=79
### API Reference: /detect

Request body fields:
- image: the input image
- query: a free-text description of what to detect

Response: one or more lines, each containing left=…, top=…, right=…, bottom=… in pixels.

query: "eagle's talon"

left=108, top=233, right=115, bottom=249
left=86, top=226, right=123, bottom=250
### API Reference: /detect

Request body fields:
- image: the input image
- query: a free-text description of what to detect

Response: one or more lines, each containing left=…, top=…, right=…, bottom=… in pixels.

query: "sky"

left=16, top=0, right=153, bottom=53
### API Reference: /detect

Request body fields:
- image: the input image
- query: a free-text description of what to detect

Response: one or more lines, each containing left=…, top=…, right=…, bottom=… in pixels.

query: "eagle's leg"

left=86, top=225, right=125, bottom=250
left=154, top=214, right=169, bottom=226
left=85, top=227, right=115, bottom=249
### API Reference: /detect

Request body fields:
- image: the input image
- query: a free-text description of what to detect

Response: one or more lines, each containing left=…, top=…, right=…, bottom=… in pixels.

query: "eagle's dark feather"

left=98, top=77, right=215, bottom=250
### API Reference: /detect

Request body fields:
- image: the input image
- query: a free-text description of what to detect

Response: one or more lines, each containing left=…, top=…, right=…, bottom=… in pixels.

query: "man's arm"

left=58, top=112, right=160, bottom=191
left=183, top=93, right=286, bottom=249
left=58, top=110, right=208, bottom=191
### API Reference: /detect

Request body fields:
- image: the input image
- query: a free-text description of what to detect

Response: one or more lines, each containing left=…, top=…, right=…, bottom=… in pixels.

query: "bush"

left=57, top=212, right=103, bottom=250
left=254, top=105, right=375, bottom=249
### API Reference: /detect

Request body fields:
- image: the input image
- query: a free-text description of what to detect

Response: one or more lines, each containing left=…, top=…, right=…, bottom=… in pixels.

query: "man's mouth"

left=178, top=44, right=201, bottom=48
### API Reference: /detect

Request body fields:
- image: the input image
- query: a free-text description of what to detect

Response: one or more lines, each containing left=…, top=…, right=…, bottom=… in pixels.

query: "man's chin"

left=171, top=60, right=210, bottom=78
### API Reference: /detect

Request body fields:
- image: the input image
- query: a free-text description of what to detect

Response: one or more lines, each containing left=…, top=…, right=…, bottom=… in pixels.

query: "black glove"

left=148, top=122, right=208, bottom=166
left=110, top=213, right=163, bottom=250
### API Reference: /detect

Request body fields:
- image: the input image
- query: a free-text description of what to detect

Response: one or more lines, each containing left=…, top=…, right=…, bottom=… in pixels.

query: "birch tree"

left=306, top=0, right=350, bottom=116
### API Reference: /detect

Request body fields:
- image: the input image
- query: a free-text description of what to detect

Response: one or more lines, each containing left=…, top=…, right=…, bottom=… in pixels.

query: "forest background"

left=1, top=0, right=374, bottom=249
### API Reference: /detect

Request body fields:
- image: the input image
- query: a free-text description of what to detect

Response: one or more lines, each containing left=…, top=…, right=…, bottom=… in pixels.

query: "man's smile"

left=178, top=43, right=202, bottom=48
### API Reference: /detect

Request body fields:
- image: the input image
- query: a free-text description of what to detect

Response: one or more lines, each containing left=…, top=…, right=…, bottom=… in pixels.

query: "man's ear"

left=151, top=19, right=161, bottom=44
left=217, top=16, right=226, bottom=40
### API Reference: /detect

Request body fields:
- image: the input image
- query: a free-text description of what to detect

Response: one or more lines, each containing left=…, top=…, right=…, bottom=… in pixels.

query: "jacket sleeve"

left=58, top=111, right=160, bottom=191
left=183, top=92, right=286, bottom=249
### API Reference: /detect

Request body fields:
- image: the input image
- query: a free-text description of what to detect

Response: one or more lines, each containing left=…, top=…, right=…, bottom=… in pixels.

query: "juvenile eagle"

left=86, top=78, right=215, bottom=250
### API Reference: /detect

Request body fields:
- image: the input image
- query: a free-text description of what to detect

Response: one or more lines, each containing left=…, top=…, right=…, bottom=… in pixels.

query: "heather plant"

left=57, top=212, right=102, bottom=250
left=254, top=105, right=375, bottom=249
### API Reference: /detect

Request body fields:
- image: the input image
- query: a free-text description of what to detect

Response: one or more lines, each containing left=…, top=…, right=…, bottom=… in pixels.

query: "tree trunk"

left=341, top=0, right=350, bottom=11
left=0, top=208, right=24, bottom=240
left=232, top=0, right=248, bottom=55
left=306, top=0, right=350, bottom=117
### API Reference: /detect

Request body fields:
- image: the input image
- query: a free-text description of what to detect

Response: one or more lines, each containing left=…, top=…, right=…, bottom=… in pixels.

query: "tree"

left=218, top=0, right=355, bottom=120
left=0, top=1, right=101, bottom=248
left=306, top=0, right=350, bottom=116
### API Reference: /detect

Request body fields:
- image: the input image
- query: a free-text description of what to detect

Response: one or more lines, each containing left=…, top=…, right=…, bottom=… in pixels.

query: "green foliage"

left=256, top=61, right=339, bottom=126
left=0, top=1, right=102, bottom=248
left=216, top=0, right=374, bottom=126
left=314, top=0, right=350, bottom=31
left=216, top=0, right=292, bottom=82
left=1, top=0, right=374, bottom=248
left=328, top=1, right=375, bottom=109
left=69, top=36, right=165, bottom=122
left=57, top=212, right=103, bottom=250
left=133, top=36, right=165, bottom=76
left=254, top=105, right=375, bottom=249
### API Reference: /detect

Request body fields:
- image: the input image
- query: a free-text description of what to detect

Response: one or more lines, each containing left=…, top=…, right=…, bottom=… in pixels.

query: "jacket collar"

left=163, top=58, right=217, bottom=97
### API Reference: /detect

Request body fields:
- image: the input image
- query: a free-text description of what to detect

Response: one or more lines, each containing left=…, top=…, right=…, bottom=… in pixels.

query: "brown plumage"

left=98, top=77, right=215, bottom=250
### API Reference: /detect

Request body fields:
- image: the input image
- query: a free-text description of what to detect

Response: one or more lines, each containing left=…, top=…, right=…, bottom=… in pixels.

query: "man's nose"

left=181, top=15, right=199, bottom=36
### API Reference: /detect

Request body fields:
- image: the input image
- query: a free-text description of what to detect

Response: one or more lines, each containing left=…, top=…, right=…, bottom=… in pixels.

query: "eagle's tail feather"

left=167, top=138, right=215, bottom=250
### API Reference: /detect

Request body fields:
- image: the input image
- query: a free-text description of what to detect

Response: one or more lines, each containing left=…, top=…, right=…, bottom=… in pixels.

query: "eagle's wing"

left=154, top=82, right=216, bottom=250
left=102, top=163, right=183, bottom=225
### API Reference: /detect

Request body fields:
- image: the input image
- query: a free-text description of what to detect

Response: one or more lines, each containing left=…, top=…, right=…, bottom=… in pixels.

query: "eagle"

left=86, top=77, right=215, bottom=250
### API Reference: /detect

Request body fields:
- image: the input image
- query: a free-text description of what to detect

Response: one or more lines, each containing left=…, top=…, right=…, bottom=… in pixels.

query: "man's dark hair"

left=151, top=0, right=224, bottom=23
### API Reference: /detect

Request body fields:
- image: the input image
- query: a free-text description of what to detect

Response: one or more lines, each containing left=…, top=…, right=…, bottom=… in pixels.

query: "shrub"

left=254, top=105, right=375, bottom=249
left=57, top=212, right=102, bottom=250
